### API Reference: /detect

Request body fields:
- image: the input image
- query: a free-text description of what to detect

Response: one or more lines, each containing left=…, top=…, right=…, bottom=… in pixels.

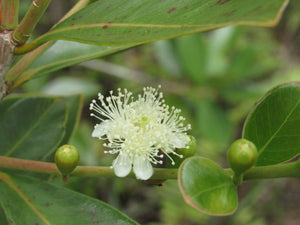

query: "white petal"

left=91, top=121, right=110, bottom=138
left=133, top=156, right=153, bottom=180
left=112, top=153, right=132, bottom=177
left=170, top=133, right=190, bottom=148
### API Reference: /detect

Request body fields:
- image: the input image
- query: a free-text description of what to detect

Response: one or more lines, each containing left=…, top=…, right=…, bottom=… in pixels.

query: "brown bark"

left=0, top=31, right=15, bottom=100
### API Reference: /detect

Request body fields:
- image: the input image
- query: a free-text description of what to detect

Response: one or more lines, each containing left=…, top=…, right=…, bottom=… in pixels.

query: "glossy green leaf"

left=243, top=82, right=300, bottom=166
left=0, top=172, right=139, bottom=225
left=21, top=40, right=130, bottom=81
left=22, top=0, right=288, bottom=52
left=178, top=156, right=238, bottom=215
left=0, top=95, right=66, bottom=160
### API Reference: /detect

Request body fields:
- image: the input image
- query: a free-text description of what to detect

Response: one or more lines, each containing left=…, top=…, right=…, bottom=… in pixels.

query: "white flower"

left=90, top=86, right=191, bottom=180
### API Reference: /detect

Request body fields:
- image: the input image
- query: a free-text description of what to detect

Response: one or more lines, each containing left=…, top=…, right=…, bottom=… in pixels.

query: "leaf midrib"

left=190, top=182, right=231, bottom=199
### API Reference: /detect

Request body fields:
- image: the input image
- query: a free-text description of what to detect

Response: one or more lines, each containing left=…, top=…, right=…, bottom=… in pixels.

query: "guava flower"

left=90, top=86, right=191, bottom=180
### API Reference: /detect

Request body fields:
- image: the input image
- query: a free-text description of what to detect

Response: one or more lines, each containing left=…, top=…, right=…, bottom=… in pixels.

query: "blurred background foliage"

left=15, top=0, right=300, bottom=224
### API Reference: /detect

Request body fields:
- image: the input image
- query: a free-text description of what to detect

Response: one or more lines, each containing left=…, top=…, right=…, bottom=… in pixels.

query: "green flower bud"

left=176, top=135, right=196, bottom=158
left=166, top=135, right=197, bottom=168
left=227, top=139, right=258, bottom=174
left=55, top=145, right=80, bottom=176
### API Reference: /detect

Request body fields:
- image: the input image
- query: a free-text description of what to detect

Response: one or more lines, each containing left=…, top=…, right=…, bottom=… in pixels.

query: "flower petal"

left=91, top=120, right=110, bottom=138
left=133, top=156, right=153, bottom=180
left=170, top=133, right=190, bottom=148
left=112, top=153, right=132, bottom=177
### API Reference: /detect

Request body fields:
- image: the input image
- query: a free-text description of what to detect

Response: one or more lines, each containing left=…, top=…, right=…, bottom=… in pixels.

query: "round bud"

left=176, top=135, right=197, bottom=158
left=227, top=139, right=258, bottom=174
left=55, top=145, right=80, bottom=176
left=166, top=135, right=197, bottom=168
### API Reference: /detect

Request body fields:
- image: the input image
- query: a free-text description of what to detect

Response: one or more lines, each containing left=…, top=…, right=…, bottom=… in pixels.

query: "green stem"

left=12, top=0, right=51, bottom=45
left=232, top=173, right=243, bottom=186
left=1, top=0, right=19, bottom=30
left=72, top=165, right=178, bottom=179
left=0, top=156, right=178, bottom=179
left=243, top=160, right=300, bottom=180
left=0, top=156, right=58, bottom=174
left=0, top=156, right=299, bottom=180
